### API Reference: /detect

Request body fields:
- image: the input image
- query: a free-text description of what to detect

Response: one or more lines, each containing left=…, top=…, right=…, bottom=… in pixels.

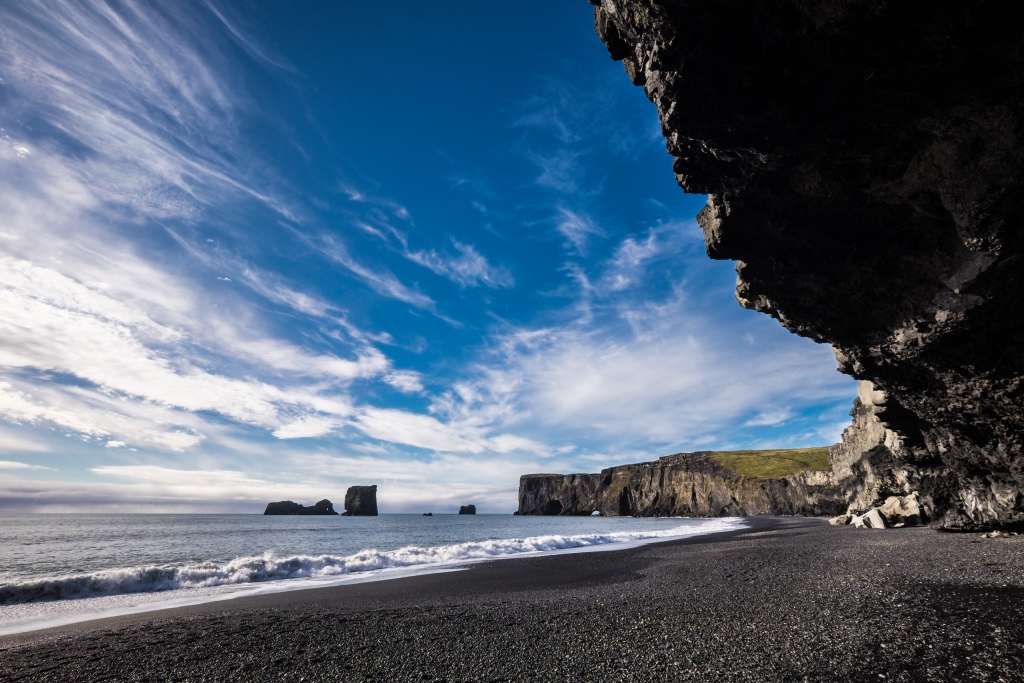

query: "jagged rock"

left=518, top=452, right=846, bottom=517
left=828, top=381, right=941, bottom=524
left=342, top=486, right=377, bottom=516
left=842, top=494, right=924, bottom=529
left=878, top=493, right=924, bottom=528
left=851, top=508, right=887, bottom=530
left=592, top=0, right=1024, bottom=530
left=263, top=499, right=338, bottom=516
left=423, top=512, right=433, bottom=516
left=458, top=505, right=476, bottom=515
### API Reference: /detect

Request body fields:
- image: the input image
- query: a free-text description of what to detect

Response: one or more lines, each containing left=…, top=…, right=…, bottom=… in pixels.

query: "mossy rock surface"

left=709, top=447, right=831, bottom=480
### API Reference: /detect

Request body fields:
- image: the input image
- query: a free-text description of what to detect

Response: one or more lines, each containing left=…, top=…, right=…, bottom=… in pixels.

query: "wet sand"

left=2, top=517, right=1023, bottom=682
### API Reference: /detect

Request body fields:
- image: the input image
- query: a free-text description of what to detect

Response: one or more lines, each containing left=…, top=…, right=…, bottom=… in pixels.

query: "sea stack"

left=458, top=504, right=476, bottom=515
left=342, top=485, right=378, bottom=516
left=263, top=499, right=338, bottom=516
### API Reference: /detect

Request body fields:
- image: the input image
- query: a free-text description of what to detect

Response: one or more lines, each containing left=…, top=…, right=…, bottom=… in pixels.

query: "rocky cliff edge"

left=518, top=451, right=845, bottom=517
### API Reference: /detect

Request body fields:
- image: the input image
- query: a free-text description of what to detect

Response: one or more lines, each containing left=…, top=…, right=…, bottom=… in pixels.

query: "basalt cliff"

left=519, top=451, right=846, bottom=518
left=591, top=0, right=1024, bottom=530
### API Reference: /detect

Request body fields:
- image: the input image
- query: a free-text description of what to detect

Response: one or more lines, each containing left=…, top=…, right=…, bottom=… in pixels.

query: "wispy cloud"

left=0, top=460, right=53, bottom=470
left=603, top=229, right=662, bottom=291
left=338, top=182, right=513, bottom=290
left=555, top=208, right=604, bottom=256
left=384, top=371, right=425, bottom=394
left=513, top=74, right=659, bottom=158
left=0, top=428, right=51, bottom=453
left=512, top=71, right=669, bottom=260
left=271, top=415, right=344, bottom=440
left=201, top=0, right=295, bottom=72
left=339, top=182, right=412, bottom=223
left=317, top=236, right=437, bottom=310
left=407, top=239, right=514, bottom=288
left=530, top=149, right=586, bottom=194
left=164, top=229, right=396, bottom=347
left=744, top=408, right=794, bottom=427
left=235, top=267, right=342, bottom=321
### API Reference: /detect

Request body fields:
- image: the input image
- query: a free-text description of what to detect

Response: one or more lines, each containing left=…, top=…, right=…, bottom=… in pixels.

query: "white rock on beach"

left=851, top=508, right=887, bottom=529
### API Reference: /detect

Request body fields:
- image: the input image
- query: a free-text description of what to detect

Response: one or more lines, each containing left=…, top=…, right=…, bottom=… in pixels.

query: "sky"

left=0, top=0, right=858, bottom=513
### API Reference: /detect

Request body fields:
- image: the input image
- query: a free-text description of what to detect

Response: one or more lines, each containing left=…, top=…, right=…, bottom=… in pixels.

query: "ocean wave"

left=0, top=520, right=738, bottom=605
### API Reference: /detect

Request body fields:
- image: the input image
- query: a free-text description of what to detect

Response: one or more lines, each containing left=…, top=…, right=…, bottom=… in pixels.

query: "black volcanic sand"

left=2, top=518, right=1024, bottom=682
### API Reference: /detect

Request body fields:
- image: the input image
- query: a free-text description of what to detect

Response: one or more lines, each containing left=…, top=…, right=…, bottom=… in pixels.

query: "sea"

left=0, top=513, right=743, bottom=635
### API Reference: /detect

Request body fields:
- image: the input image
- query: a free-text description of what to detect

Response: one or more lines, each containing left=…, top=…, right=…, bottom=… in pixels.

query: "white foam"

left=0, top=517, right=743, bottom=635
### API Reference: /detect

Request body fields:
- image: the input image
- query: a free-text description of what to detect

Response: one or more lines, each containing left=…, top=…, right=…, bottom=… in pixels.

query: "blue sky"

left=0, top=0, right=857, bottom=512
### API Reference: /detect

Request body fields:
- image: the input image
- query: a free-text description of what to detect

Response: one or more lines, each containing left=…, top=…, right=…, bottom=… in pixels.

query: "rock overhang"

left=590, top=0, right=1024, bottom=529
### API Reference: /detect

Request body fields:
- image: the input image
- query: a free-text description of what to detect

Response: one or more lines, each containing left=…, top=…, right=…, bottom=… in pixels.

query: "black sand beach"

left=2, top=518, right=1023, bottom=682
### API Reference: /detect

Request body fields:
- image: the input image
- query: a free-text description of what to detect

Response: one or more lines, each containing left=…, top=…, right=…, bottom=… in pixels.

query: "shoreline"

left=3, top=517, right=1023, bottom=681
left=0, top=516, right=747, bottom=638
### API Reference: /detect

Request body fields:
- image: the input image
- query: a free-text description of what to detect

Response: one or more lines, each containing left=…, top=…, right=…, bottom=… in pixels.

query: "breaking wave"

left=0, top=520, right=739, bottom=605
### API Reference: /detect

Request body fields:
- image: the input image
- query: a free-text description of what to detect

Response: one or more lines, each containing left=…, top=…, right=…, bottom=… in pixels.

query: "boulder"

left=342, top=485, right=378, bottom=516
left=263, top=499, right=338, bottom=515
left=458, top=504, right=476, bottom=515
left=878, top=494, right=923, bottom=527
left=851, top=508, right=887, bottom=529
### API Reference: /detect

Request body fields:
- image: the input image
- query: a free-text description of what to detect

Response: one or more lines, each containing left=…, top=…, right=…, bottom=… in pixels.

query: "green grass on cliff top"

left=709, top=447, right=831, bottom=479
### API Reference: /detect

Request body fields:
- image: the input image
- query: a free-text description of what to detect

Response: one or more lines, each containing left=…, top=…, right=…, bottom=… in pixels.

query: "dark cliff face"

left=518, top=452, right=846, bottom=517
left=592, top=0, right=1024, bottom=529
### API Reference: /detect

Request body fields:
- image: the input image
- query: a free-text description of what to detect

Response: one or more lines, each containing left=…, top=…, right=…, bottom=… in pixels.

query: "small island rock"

left=342, top=485, right=378, bottom=516
left=458, top=504, right=476, bottom=515
left=263, top=499, right=338, bottom=516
